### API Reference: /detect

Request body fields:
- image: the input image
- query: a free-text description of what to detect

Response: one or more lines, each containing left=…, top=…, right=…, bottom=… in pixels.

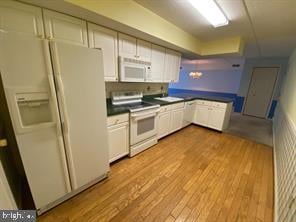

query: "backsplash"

left=105, top=82, right=168, bottom=98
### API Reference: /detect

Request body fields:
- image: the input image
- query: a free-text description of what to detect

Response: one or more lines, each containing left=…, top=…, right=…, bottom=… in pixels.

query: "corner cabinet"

left=150, top=44, right=166, bottom=82
left=43, top=9, right=88, bottom=46
left=0, top=0, right=44, bottom=37
left=194, top=100, right=232, bottom=131
left=107, top=114, right=129, bottom=163
left=164, top=49, right=181, bottom=83
left=88, top=23, right=118, bottom=81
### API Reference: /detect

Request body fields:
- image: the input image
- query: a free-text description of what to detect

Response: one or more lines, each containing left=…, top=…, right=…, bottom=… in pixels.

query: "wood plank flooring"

left=38, top=125, right=274, bottom=222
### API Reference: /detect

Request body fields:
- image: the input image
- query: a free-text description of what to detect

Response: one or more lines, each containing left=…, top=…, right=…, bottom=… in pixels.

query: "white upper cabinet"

left=118, top=34, right=152, bottom=62
left=118, top=33, right=137, bottom=59
left=173, top=51, right=181, bottom=82
left=136, top=39, right=151, bottom=62
left=88, top=23, right=118, bottom=81
left=0, top=0, right=44, bottom=37
left=150, top=44, right=165, bottom=82
left=164, top=49, right=181, bottom=83
left=43, top=9, right=88, bottom=46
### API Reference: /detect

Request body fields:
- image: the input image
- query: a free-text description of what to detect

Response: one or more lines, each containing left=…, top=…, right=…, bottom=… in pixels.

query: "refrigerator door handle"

left=43, top=40, right=72, bottom=192
left=56, top=75, right=70, bottom=135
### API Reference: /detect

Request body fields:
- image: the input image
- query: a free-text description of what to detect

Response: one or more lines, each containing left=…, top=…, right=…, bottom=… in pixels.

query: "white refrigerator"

left=0, top=32, right=109, bottom=212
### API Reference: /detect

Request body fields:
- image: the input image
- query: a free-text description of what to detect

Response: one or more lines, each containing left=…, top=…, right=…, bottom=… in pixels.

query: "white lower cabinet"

left=158, top=111, right=171, bottom=139
left=157, top=102, right=184, bottom=139
left=193, top=100, right=232, bottom=131
left=183, top=101, right=195, bottom=127
left=170, top=108, right=184, bottom=133
left=195, top=105, right=210, bottom=127
left=107, top=114, right=129, bottom=163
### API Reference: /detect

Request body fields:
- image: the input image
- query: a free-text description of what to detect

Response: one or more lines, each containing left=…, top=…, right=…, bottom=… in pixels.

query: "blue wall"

left=169, top=58, right=286, bottom=119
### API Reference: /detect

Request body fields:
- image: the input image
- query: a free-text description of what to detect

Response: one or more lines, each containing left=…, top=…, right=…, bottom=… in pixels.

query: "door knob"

left=0, top=139, right=8, bottom=148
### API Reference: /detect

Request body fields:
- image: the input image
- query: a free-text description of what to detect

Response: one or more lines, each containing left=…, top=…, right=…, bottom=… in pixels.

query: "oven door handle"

left=131, top=110, right=159, bottom=121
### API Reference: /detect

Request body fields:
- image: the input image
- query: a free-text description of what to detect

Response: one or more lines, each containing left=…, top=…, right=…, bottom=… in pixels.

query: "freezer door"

left=0, top=32, right=71, bottom=209
left=50, top=41, right=110, bottom=189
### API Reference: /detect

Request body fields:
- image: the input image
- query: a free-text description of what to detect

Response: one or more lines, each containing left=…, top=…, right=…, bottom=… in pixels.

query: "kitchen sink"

left=154, top=96, right=184, bottom=102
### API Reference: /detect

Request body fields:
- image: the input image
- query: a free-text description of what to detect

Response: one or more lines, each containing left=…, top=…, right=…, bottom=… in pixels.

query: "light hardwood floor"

left=38, top=125, right=274, bottom=222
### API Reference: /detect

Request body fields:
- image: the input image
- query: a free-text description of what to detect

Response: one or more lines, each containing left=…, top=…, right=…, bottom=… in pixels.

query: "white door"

left=208, top=108, right=225, bottom=130
left=194, top=105, right=209, bottom=126
left=88, top=23, right=118, bottom=81
left=244, top=67, right=278, bottom=118
left=170, top=109, right=184, bottom=133
left=118, top=33, right=137, bottom=59
left=43, top=9, right=88, bottom=46
left=0, top=32, right=71, bottom=209
left=108, top=122, right=129, bottom=163
left=0, top=0, right=44, bottom=37
left=158, top=111, right=171, bottom=139
left=50, top=41, right=109, bottom=189
left=150, top=44, right=165, bottom=82
left=137, top=39, right=151, bottom=62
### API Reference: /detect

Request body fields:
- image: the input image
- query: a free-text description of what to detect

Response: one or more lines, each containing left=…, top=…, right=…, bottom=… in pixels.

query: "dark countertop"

left=107, top=93, right=234, bottom=117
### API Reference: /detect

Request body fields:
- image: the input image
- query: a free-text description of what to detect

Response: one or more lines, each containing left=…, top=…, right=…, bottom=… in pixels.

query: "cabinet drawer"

left=160, top=105, right=171, bottom=113
left=107, top=113, right=129, bottom=126
left=196, top=100, right=212, bottom=106
left=212, top=102, right=227, bottom=109
left=170, top=102, right=185, bottom=110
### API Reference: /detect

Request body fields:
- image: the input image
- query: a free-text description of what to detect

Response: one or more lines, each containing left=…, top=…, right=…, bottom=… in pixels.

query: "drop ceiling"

left=135, top=0, right=296, bottom=58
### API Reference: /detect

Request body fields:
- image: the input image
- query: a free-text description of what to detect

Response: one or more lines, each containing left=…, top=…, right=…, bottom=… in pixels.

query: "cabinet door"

left=43, top=9, right=88, bottom=46
left=88, top=23, right=118, bottom=81
left=108, top=123, right=129, bottom=163
left=118, top=33, right=137, bottom=59
left=0, top=1, right=44, bottom=37
left=164, top=49, right=181, bottom=83
left=170, top=109, right=184, bottom=133
left=172, top=51, right=181, bottom=82
left=158, top=111, right=171, bottom=139
left=183, top=101, right=195, bottom=127
left=163, top=49, right=173, bottom=83
left=150, top=44, right=165, bottom=82
left=208, top=108, right=226, bottom=131
left=137, top=39, right=151, bottom=62
left=194, top=105, right=209, bottom=127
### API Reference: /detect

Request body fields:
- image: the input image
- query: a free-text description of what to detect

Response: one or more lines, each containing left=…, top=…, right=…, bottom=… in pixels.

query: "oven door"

left=130, top=109, right=159, bottom=145
left=120, top=63, right=146, bottom=82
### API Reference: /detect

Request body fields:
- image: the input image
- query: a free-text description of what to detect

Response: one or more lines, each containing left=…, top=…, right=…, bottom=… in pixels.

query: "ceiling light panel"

left=188, top=0, right=229, bottom=27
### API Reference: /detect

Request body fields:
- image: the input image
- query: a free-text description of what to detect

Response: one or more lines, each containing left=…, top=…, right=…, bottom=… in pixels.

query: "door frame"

left=243, top=66, right=280, bottom=119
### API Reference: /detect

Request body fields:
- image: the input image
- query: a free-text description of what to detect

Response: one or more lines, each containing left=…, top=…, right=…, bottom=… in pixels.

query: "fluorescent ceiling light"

left=188, top=0, right=229, bottom=27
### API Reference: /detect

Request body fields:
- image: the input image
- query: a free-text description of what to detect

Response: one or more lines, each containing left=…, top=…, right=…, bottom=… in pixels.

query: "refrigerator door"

left=0, top=32, right=71, bottom=209
left=50, top=41, right=109, bottom=189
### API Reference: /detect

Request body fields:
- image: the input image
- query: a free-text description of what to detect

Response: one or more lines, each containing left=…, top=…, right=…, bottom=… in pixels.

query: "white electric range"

left=112, top=91, right=160, bottom=156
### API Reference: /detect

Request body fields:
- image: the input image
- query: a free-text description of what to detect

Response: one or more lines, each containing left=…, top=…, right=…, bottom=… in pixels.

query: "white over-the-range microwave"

left=119, top=56, right=152, bottom=82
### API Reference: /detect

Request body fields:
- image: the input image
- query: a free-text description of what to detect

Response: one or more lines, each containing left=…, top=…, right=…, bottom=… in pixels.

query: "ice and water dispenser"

left=9, top=91, right=55, bottom=134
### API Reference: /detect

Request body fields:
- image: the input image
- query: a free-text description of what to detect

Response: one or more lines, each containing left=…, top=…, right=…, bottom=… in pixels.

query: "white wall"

left=273, top=49, right=296, bottom=222
left=279, top=50, right=296, bottom=123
